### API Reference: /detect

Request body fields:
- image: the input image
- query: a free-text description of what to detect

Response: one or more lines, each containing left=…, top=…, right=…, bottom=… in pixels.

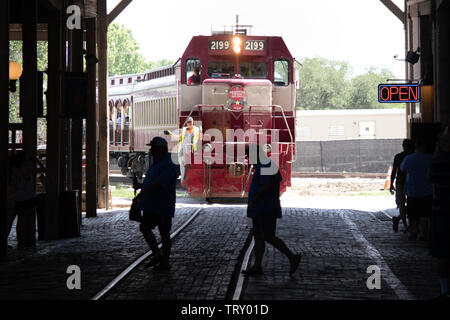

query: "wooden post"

left=71, top=26, right=83, bottom=216
left=0, top=0, right=9, bottom=258
left=45, top=9, right=62, bottom=240
left=86, top=18, right=97, bottom=217
left=22, top=0, right=38, bottom=192
left=97, top=0, right=109, bottom=209
left=59, top=0, right=68, bottom=193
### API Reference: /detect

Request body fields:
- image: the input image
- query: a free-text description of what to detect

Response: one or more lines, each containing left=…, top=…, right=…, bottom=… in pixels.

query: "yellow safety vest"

left=179, top=126, right=200, bottom=152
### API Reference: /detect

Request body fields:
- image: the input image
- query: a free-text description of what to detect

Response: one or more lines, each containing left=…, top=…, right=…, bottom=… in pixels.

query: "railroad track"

left=91, top=207, right=203, bottom=300
left=111, top=171, right=387, bottom=182
left=91, top=204, right=256, bottom=301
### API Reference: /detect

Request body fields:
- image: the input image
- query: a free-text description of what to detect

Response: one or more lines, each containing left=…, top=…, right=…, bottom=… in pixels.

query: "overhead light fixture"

left=9, top=61, right=23, bottom=92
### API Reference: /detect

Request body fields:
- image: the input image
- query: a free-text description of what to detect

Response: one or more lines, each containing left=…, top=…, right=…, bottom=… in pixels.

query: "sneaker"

left=144, top=256, right=161, bottom=269
left=392, top=217, right=399, bottom=232
left=153, top=262, right=171, bottom=271
left=241, top=266, right=264, bottom=276
left=290, top=253, right=302, bottom=275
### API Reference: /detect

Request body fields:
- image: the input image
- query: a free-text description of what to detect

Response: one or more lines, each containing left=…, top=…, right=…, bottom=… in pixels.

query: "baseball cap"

left=186, top=116, right=194, bottom=123
left=146, top=136, right=168, bottom=147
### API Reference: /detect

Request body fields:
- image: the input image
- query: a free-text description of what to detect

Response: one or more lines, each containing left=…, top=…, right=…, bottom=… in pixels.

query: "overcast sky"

left=107, top=0, right=406, bottom=78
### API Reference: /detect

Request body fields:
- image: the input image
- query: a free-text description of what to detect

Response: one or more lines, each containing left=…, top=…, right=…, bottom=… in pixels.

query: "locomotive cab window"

left=240, top=62, right=267, bottom=79
left=207, top=62, right=235, bottom=78
left=186, top=59, right=201, bottom=85
left=274, top=59, right=290, bottom=86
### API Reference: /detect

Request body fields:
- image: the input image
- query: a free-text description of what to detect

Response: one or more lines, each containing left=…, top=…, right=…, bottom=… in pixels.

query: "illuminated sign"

left=378, top=84, right=420, bottom=103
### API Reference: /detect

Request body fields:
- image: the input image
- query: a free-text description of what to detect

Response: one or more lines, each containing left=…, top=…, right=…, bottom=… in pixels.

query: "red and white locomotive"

left=109, top=27, right=297, bottom=198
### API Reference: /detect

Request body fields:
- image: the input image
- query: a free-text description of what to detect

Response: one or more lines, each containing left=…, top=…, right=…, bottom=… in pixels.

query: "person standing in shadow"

left=242, top=144, right=301, bottom=276
left=429, top=129, right=450, bottom=300
left=390, top=139, right=414, bottom=233
left=401, top=138, right=433, bottom=240
left=134, top=137, right=178, bottom=271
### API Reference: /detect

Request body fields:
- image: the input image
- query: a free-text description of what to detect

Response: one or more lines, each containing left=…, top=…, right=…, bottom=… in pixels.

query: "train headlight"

left=233, top=37, right=241, bottom=54
left=203, top=143, right=213, bottom=153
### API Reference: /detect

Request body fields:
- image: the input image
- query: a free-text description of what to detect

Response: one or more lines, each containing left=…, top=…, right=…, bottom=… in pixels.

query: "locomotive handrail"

left=271, top=105, right=296, bottom=164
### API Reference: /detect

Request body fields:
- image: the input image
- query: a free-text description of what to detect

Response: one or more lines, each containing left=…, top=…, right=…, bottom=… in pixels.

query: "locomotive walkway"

left=0, top=202, right=439, bottom=300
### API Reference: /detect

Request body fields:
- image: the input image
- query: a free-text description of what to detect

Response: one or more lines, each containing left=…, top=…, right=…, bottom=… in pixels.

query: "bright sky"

left=108, top=0, right=406, bottom=78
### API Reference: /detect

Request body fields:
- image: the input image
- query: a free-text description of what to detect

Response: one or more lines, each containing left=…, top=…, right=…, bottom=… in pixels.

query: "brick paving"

left=0, top=204, right=439, bottom=300
left=0, top=207, right=197, bottom=300
left=105, top=207, right=251, bottom=300
left=241, top=208, right=438, bottom=300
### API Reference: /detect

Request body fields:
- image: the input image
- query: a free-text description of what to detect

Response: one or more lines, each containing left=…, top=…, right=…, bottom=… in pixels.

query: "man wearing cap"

left=165, top=117, right=201, bottom=183
left=134, top=136, right=178, bottom=271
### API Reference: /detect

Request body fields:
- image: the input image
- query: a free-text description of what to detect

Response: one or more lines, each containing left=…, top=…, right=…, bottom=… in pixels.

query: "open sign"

left=378, top=84, right=420, bottom=103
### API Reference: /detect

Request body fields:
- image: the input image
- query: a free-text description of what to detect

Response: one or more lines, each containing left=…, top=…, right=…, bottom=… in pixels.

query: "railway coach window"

left=186, top=58, right=201, bottom=85
left=274, top=59, right=290, bottom=86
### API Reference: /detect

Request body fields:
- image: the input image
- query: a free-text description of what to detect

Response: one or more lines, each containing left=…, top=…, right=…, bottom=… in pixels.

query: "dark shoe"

left=392, top=217, right=399, bottom=232
left=144, top=256, right=161, bottom=268
left=153, top=262, right=171, bottom=272
left=290, top=253, right=302, bottom=275
left=402, top=227, right=409, bottom=233
left=418, top=236, right=428, bottom=241
left=408, top=234, right=417, bottom=240
left=242, top=266, right=263, bottom=276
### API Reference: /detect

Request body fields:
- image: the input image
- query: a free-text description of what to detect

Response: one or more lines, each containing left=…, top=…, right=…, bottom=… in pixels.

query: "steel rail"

left=91, top=207, right=203, bottom=300
left=232, top=238, right=254, bottom=300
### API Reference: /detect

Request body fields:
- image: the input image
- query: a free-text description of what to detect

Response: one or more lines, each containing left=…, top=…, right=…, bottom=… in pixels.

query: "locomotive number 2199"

left=209, top=40, right=230, bottom=50
left=245, top=40, right=265, bottom=51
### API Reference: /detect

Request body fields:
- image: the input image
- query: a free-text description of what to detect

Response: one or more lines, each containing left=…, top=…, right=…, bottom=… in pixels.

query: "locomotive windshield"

left=207, top=61, right=268, bottom=79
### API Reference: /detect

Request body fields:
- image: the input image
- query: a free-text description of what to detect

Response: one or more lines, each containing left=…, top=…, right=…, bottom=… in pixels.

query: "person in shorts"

left=134, top=137, right=178, bottom=271
left=390, top=139, right=414, bottom=232
left=242, top=145, right=301, bottom=276
left=401, top=138, right=433, bottom=240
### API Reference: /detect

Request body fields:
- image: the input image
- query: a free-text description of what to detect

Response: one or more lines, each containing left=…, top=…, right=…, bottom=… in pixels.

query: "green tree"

left=108, top=22, right=152, bottom=76
left=348, top=67, right=403, bottom=109
left=297, top=57, right=352, bottom=110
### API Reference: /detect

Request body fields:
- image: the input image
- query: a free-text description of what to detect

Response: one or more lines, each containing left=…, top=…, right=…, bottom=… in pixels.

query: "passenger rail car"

left=108, top=30, right=298, bottom=198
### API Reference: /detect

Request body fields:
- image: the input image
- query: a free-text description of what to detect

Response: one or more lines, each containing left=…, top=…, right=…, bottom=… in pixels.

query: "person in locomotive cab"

left=187, top=66, right=201, bottom=85
left=133, top=137, right=178, bottom=271
left=164, top=116, right=201, bottom=183
left=242, top=145, right=302, bottom=276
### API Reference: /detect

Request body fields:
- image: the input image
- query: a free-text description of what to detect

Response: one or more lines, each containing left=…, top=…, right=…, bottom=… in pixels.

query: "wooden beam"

left=71, top=27, right=83, bottom=223
left=380, top=0, right=406, bottom=24
left=22, top=0, right=38, bottom=190
left=86, top=18, right=97, bottom=217
left=107, top=0, right=133, bottom=25
left=97, top=0, right=110, bottom=209
left=44, top=9, right=62, bottom=240
left=0, top=0, right=9, bottom=258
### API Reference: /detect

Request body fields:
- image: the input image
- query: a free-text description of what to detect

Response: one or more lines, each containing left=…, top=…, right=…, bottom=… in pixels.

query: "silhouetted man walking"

left=242, top=145, right=301, bottom=275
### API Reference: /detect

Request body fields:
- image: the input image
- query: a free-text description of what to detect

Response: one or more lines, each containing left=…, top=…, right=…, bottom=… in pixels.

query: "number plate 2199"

left=209, top=40, right=230, bottom=50
left=245, top=40, right=265, bottom=51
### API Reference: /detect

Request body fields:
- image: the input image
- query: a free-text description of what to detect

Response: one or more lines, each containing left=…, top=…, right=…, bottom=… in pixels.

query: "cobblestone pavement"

left=105, top=207, right=251, bottom=300
left=0, top=207, right=197, bottom=300
left=241, top=208, right=438, bottom=300
left=0, top=204, right=439, bottom=300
